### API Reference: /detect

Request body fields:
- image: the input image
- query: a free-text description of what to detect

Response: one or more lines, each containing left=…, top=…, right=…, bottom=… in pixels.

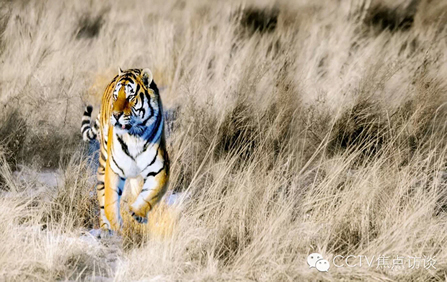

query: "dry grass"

left=2, top=0, right=447, bottom=280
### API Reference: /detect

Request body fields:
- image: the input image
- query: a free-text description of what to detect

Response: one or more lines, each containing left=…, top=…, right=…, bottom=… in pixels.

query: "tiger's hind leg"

left=129, top=167, right=169, bottom=223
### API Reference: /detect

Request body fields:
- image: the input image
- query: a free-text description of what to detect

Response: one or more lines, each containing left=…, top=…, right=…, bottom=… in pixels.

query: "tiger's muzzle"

left=111, top=111, right=132, bottom=130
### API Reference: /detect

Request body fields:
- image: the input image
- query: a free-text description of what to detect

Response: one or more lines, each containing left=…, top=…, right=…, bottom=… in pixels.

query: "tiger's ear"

left=141, top=68, right=153, bottom=88
left=118, top=67, right=123, bottom=76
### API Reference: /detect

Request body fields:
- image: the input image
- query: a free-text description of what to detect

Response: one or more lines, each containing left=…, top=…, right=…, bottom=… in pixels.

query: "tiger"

left=81, top=68, right=169, bottom=232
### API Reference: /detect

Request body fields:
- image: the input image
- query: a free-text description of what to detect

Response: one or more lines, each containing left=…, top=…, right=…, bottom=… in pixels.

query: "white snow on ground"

left=9, top=165, right=187, bottom=280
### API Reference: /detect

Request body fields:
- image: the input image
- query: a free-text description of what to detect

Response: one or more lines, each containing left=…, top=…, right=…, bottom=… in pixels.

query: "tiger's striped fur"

left=81, top=68, right=169, bottom=231
left=81, top=105, right=99, bottom=141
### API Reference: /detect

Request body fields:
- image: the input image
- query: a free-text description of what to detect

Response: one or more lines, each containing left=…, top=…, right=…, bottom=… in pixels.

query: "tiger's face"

left=110, top=69, right=154, bottom=135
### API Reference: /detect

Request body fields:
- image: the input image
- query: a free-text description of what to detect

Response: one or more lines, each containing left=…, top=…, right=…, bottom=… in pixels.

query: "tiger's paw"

left=131, top=212, right=148, bottom=224
left=129, top=205, right=148, bottom=224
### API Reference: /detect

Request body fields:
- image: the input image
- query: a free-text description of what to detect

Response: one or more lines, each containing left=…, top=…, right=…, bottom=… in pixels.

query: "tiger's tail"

left=81, top=105, right=99, bottom=141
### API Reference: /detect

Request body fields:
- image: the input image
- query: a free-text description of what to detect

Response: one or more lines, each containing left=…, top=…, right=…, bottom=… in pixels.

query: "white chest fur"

left=110, top=133, right=159, bottom=178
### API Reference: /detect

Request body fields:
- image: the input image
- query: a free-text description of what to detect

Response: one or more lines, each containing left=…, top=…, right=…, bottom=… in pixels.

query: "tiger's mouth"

left=115, top=122, right=132, bottom=130
left=112, top=113, right=132, bottom=131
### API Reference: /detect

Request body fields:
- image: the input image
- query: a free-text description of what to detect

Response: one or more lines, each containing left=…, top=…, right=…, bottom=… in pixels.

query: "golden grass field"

left=2, top=0, right=447, bottom=280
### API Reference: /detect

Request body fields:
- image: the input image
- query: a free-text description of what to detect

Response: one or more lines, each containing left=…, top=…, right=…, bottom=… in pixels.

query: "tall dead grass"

left=1, top=0, right=447, bottom=280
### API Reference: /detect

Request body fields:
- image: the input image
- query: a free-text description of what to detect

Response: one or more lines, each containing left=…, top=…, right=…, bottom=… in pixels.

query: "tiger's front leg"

left=104, top=160, right=126, bottom=231
left=129, top=166, right=169, bottom=223
left=96, top=156, right=112, bottom=231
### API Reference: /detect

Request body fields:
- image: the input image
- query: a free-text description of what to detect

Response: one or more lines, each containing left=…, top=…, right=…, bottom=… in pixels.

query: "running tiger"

left=81, top=68, right=169, bottom=231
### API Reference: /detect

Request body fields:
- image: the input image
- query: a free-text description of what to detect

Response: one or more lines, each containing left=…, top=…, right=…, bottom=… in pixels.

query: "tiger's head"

left=110, top=68, right=160, bottom=136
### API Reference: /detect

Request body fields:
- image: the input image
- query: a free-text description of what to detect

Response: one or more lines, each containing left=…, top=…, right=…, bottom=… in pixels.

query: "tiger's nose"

left=113, top=112, right=123, bottom=120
